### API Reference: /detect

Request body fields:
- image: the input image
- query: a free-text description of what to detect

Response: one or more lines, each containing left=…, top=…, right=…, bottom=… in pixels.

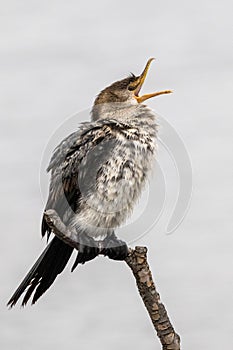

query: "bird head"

left=92, top=58, right=172, bottom=120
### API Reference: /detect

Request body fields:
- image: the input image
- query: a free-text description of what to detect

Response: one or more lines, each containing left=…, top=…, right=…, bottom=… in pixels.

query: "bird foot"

left=101, top=233, right=129, bottom=261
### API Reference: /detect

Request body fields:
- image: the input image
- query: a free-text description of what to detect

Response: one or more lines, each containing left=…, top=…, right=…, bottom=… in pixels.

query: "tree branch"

left=44, top=209, right=80, bottom=250
left=125, top=247, right=180, bottom=349
left=44, top=209, right=181, bottom=349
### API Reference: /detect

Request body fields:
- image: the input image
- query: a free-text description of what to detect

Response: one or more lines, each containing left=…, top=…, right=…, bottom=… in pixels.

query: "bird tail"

left=7, top=237, right=73, bottom=307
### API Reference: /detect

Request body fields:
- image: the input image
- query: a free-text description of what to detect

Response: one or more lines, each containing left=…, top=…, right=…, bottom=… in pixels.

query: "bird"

left=7, top=58, right=172, bottom=307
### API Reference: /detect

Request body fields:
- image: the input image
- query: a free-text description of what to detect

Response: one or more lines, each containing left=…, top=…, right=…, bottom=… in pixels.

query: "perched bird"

left=8, top=58, right=172, bottom=307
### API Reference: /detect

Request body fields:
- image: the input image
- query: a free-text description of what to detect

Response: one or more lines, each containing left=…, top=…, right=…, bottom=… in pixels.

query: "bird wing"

left=41, top=119, right=126, bottom=240
left=8, top=120, right=129, bottom=307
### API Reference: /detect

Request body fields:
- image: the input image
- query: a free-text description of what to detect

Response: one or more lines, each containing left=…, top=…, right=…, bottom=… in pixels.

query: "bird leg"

left=101, top=232, right=129, bottom=261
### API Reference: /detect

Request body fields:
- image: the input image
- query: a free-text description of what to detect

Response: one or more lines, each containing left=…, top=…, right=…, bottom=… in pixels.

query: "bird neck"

left=91, top=100, right=145, bottom=122
left=92, top=103, right=157, bottom=138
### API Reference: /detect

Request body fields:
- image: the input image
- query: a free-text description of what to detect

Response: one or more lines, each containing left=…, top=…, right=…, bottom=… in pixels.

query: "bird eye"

left=128, top=85, right=136, bottom=91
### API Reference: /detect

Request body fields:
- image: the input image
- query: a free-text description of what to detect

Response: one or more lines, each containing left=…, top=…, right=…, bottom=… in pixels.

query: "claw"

left=102, top=233, right=129, bottom=260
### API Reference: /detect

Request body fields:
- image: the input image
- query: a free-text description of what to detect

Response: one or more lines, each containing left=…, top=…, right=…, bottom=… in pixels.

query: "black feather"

left=7, top=237, right=73, bottom=307
left=129, top=72, right=136, bottom=79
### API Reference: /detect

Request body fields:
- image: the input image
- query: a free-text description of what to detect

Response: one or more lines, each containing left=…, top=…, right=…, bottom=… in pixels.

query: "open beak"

left=131, top=58, right=173, bottom=103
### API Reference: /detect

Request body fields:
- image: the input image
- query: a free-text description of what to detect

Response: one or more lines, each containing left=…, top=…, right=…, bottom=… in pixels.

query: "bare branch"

left=44, top=209, right=181, bottom=349
left=126, top=247, right=180, bottom=349
left=44, top=209, right=80, bottom=250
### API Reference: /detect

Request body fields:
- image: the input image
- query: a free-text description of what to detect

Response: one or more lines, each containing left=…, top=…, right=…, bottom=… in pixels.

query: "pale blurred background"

left=0, top=1, right=232, bottom=349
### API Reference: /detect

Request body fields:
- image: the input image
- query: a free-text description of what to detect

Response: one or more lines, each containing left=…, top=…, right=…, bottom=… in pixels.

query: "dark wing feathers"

left=42, top=120, right=122, bottom=239
left=7, top=237, right=73, bottom=307
left=8, top=119, right=125, bottom=307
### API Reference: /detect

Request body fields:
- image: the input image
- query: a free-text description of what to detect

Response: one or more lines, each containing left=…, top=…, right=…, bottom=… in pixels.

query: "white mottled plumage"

left=72, top=105, right=157, bottom=238
left=48, top=103, right=157, bottom=239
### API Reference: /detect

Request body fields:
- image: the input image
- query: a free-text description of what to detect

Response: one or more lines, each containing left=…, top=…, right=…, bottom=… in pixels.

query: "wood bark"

left=44, top=210, right=181, bottom=349
left=126, top=247, right=180, bottom=349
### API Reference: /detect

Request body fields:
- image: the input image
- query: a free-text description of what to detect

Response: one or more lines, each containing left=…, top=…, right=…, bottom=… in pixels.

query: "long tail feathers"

left=7, top=237, right=73, bottom=307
